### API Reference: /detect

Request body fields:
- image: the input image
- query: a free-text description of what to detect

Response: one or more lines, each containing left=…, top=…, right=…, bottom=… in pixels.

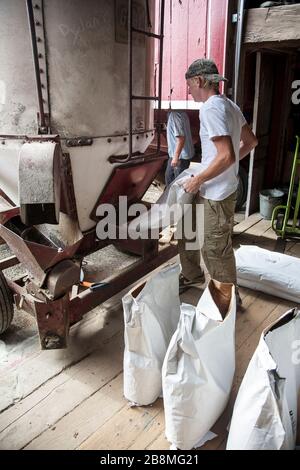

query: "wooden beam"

left=246, top=51, right=276, bottom=217
left=246, top=51, right=261, bottom=218
left=236, top=47, right=246, bottom=109
left=245, top=40, right=300, bottom=54
left=244, top=5, right=300, bottom=44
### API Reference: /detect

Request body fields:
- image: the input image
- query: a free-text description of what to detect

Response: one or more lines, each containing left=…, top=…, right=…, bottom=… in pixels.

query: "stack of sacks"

left=227, top=308, right=300, bottom=450
left=128, top=164, right=205, bottom=238
left=162, top=280, right=236, bottom=450
left=236, top=245, right=300, bottom=302
left=122, top=263, right=181, bottom=406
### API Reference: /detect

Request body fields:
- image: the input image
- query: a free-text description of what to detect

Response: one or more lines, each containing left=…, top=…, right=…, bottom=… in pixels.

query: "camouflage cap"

left=185, top=58, right=228, bottom=83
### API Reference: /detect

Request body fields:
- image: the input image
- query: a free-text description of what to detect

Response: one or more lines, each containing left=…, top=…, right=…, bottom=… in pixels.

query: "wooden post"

left=246, top=51, right=275, bottom=217
left=245, top=51, right=261, bottom=218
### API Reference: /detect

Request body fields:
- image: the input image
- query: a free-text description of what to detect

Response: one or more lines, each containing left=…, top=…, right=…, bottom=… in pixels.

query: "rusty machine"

left=0, top=0, right=176, bottom=349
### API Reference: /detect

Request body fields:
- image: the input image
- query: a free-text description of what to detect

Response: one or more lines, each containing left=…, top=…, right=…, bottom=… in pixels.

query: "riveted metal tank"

left=0, top=0, right=159, bottom=233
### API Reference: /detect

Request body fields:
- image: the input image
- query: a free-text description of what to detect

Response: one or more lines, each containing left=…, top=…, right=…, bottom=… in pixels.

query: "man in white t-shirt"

left=179, top=58, right=258, bottom=303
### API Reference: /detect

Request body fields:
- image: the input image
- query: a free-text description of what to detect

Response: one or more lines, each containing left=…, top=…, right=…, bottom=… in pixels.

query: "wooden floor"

left=0, top=213, right=299, bottom=450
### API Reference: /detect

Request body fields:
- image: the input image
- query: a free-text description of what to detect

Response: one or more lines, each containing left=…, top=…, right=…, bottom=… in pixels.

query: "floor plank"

left=233, top=213, right=263, bottom=235
left=79, top=400, right=162, bottom=450
left=25, top=374, right=124, bottom=450
left=1, top=213, right=299, bottom=451
left=146, top=431, right=169, bottom=451
left=128, top=409, right=165, bottom=451
left=0, top=296, right=124, bottom=413
left=0, top=332, right=124, bottom=450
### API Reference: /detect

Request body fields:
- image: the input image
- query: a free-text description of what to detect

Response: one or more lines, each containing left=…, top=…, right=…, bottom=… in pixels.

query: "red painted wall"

left=157, top=0, right=229, bottom=109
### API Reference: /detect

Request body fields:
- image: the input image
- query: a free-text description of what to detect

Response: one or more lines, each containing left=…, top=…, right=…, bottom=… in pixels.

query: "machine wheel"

left=0, top=271, right=14, bottom=334
left=236, top=165, right=248, bottom=211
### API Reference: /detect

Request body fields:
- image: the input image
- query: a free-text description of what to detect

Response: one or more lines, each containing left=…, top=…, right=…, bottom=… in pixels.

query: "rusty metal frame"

left=69, top=242, right=177, bottom=323
left=60, top=152, right=79, bottom=220
left=0, top=255, right=19, bottom=271
left=0, top=187, right=20, bottom=226
left=91, top=149, right=168, bottom=222
left=5, top=239, right=177, bottom=349
left=26, top=0, right=50, bottom=133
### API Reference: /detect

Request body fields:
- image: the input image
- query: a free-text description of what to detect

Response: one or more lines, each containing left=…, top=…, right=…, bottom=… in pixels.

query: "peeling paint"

left=12, top=103, right=26, bottom=128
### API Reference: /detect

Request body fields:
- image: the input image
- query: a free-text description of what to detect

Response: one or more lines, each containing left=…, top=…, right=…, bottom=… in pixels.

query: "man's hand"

left=171, top=156, right=179, bottom=168
left=183, top=174, right=202, bottom=194
left=171, top=136, right=185, bottom=168
left=182, top=135, right=236, bottom=194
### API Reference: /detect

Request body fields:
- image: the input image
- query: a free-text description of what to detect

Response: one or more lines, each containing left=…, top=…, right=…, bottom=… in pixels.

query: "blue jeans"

left=165, top=158, right=191, bottom=186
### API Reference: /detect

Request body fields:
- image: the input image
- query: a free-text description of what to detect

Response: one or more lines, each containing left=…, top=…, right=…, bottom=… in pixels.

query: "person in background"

left=165, top=110, right=195, bottom=186
left=179, top=58, right=258, bottom=306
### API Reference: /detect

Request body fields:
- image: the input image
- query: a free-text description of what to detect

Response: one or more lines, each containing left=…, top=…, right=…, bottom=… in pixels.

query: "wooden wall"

left=158, top=0, right=230, bottom=108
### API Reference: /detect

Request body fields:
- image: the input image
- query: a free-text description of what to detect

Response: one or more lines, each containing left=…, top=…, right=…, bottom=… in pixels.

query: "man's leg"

left=177, top=193, right=205, bottom=282
left=201, top=192, right=237, bottom=285
left=165, top=159, right=175, bottom=186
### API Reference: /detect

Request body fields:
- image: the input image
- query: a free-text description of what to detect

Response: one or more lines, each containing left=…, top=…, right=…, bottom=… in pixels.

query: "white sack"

left=128, top=164, right=205, bottom=237
left=236, top=245, right=300, bottom=303
left=227, top=308, right=300, bottom=450
left=162, top=280, right=236, bottom=450
left=122, top=263, right=181, bottom=406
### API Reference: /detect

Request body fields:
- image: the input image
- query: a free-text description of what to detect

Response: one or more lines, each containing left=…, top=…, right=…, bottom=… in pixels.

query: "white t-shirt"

left=199, top=95, right=247, bottom=201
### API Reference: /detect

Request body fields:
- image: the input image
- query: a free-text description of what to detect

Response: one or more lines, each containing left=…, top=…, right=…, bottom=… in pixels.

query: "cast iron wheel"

left=0, top=270, right=14, bottom=334
left=236, top=165, right=248, bottom=211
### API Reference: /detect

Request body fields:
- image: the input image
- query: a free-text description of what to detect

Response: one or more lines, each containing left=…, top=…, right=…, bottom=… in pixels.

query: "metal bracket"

left=25, top=134, right=60, bottom=143
left=34, top=294, right=70, bottom=349
left=66, top=137, right=93, bottom=147
left=26, top=0, right=50, bottom=133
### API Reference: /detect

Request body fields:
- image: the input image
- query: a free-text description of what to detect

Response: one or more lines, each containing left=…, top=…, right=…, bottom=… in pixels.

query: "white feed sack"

left=128, top=164, right=205, bottom=238
left=122, top=263, right=181, bottom=406
left=236, top=245, right=300, bottom=303
left=227, top=308, right=300, bottom=450
left=162, top=280, right=236, bottom=450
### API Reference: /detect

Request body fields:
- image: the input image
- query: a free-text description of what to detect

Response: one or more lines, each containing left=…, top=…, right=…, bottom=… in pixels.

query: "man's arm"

left=183, top=135, right=235, bottom=193
left=240, top=124, right=258, bottom=160
left=171, top=136, right=185, bottom=168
